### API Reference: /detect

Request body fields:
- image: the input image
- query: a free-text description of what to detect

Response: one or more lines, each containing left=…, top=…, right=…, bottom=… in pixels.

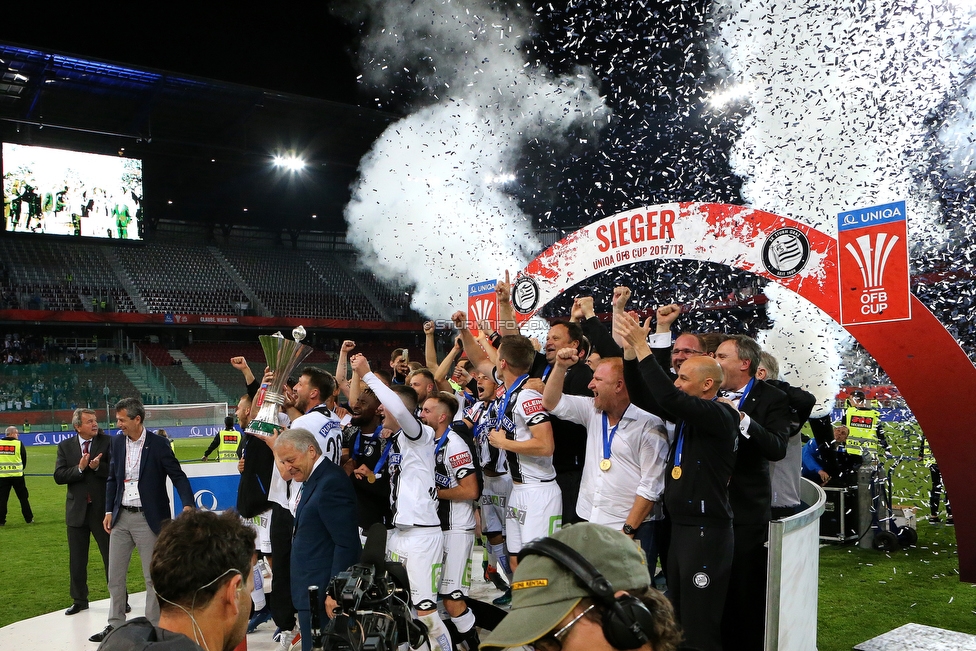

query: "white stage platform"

left=0, top=547, right=506, bottom=651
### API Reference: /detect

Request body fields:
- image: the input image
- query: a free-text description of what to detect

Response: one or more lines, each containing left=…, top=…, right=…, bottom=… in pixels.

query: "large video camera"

left=308, top=524, right=428, bottom=651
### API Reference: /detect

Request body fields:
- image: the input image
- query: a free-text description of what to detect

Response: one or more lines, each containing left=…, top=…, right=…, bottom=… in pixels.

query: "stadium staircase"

left=99, top=247, right=148, bottom=312
left=121, top=365, right=156, bottom=402
left=207, top=246, right=269, bottom=316
left=168, top=350, right=234, bottom=405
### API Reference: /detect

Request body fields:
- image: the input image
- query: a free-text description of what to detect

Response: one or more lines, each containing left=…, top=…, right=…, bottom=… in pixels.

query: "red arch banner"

left=512, top=202, right=976, bottom=581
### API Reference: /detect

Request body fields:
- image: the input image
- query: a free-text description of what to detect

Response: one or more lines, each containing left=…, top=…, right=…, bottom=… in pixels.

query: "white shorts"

left=480, top=474, right=513, bottom=535
left=506, top=481, right=562, bottom=554
left=387, top=526, right=444, bottom=611
left=439, top=530, right=474, bottom=600
left=242, top=508, right=273, bottom=554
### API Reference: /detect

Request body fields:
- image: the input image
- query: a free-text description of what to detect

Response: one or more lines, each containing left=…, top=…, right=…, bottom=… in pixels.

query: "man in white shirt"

left=541, top=350, right=669, bottom=569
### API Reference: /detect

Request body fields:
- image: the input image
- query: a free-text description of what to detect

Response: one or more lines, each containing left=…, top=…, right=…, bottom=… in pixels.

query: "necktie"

left=82, top=440, right=92, bottom=502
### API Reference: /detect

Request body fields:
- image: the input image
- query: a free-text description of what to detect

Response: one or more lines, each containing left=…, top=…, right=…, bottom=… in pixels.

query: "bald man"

left=615, top=310, right=739, bottom=651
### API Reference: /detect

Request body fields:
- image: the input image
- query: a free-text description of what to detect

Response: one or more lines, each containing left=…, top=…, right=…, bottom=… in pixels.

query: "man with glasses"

left=480, top=523, right=681, bottom=651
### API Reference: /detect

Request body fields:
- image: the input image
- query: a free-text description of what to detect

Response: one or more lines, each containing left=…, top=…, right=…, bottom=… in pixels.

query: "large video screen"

left=2, top=143, right=143, bottom=240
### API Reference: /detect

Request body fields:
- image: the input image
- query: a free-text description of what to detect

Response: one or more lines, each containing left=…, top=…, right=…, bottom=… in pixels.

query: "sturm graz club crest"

left=511, top=276, right=540, bottom=314
left=761, top=227, right=810, bottom=278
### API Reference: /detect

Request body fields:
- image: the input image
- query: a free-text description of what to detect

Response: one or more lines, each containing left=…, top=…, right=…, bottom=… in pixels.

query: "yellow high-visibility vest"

left=217, top=429, right=240, bottom=462
left=844, top=406, right=881, bottom=455
left=0, top=439, right=24, bottom=477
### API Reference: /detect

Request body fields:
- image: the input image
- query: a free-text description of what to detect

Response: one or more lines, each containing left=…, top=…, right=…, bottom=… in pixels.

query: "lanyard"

left=497, top=374, right=529, bottom=420
left=542, top=364, right=552, bottom=381
left=736, top=378, right=756, bottom=411
left=434, top=427, right=452, bottom=457
left=602, top=413, right=620, bottom=461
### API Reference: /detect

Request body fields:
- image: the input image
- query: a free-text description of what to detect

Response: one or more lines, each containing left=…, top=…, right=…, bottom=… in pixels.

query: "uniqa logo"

left=844, top=232, right=899, bottom=290
left=194, top=489, right=219, bottom=511
left=470, top=298, right=495, bottom=323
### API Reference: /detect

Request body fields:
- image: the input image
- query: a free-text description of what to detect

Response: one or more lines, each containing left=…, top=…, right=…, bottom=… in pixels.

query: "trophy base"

left=246, top=419, right=280, bottom=436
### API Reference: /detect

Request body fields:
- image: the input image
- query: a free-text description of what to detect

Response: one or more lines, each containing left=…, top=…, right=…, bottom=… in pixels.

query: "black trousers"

left=269, top=503, right=296, bottom=631
left=0, top=476, right=33, bottom=524
left=555, top=470, right=583, bottom=525
left=68, top=500, right=111, bottom=605
left=721, top=523, right=768, bottom=651
left=667, top=523, right=733, bottom=651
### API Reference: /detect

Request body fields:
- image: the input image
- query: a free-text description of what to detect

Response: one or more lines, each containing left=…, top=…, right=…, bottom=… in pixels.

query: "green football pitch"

left=2, top=430, right=973, bottom=650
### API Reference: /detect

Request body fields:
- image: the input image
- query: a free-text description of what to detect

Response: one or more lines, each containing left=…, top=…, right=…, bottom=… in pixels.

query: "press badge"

left=123, top=480, right=140, bottom=502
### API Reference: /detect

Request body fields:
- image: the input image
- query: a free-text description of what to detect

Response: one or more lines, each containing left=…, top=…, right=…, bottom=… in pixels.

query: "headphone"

left=518, top=538, right=655, bottom=650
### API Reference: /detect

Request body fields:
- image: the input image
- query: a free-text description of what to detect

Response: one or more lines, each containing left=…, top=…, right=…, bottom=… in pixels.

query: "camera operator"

left=481, top=523, right=681, bottom=651
left=97, top=510, right=256, bottom=651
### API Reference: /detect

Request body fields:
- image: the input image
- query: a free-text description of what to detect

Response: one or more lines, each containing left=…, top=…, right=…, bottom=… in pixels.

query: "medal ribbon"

left=353, top=425, right=384, bottom=458
left=736, top=378, right=756, bottom=411
left=496, top=374, right=529, bottom=422
left=602, top=413, right=620, bottom=464
left=372, top=440, right=392, bottom=475
left=434, top=427, right=452, bottom=457
left=673, top=422, right=685, bottom=472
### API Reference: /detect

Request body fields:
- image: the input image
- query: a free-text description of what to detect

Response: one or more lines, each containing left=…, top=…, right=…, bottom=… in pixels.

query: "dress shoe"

left=125, top=603, right=132, bottom=614
left=89, top=625, right=114, bottom=642
left=64, top=603, right=88, bottom=616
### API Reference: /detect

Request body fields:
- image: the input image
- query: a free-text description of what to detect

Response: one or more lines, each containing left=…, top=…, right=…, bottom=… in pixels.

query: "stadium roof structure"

left=0, top=42, right=396, bottom=234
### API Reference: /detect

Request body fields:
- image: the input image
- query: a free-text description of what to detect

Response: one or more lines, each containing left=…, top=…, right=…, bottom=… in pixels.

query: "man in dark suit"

left=715, top=335, right=791, bottom=651
left=53, top=408, right=111, bottom=616
left=89, top=397, right=194, bottom=643
left=274, top=427, right=361, bottom=651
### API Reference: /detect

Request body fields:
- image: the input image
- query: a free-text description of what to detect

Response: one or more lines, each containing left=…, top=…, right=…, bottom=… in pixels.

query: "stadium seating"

left=0, top=236, right=418, bottom=320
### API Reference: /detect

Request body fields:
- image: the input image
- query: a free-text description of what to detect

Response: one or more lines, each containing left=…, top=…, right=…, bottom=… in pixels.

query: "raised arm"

left=452, top=310, right=495, bottom=378
left=335, top=340, right=355, bottom=398
left=432, top=338, right=464, bottom=391
left=353, top=354, right=421, bottom=439
left=424, top=322, right=439, bottom=371
left=576, top=296, right=624, bottom=358
left=541, top=347, right=576, bottom=412
left=495, top=271, right=519, bottom=336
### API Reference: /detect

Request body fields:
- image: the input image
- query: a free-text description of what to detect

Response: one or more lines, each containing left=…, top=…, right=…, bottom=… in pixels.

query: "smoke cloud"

left=343, top=0, right=608, bottom=317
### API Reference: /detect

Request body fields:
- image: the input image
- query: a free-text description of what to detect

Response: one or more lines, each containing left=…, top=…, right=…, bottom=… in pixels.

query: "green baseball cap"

left=481, top=523, right=650, bottom=650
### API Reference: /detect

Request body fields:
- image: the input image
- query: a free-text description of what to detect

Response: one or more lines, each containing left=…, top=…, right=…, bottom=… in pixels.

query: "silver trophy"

left=246, top=326, right=313, bottom=435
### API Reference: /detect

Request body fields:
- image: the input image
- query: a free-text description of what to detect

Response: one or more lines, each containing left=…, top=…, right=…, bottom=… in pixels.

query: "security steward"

left=202, top=416, right=240, bottom=462
left=843, top=390, right=886, bottom=458
left=0, top=425, right=34, bottom=525
left=481, top=523, right=682, bottom=651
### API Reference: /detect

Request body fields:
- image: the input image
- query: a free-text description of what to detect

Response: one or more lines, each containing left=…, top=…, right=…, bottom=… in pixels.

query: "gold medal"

left=365, top=471, right=377, bottom=484
left=599, top=458, right=612, bottom=471
left=671, top=466, right=682, bottom=480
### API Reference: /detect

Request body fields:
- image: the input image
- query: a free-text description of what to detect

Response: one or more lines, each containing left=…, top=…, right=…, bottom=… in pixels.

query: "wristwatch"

left=622, top=524, right=636, bottom=536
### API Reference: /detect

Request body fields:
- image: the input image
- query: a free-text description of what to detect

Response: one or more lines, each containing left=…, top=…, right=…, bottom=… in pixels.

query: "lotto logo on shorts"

left=523, top=398, right=545, bottom=416
left=449, top=451, right=472, bottom=467
left=507, top=506, right=526, bottom=524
